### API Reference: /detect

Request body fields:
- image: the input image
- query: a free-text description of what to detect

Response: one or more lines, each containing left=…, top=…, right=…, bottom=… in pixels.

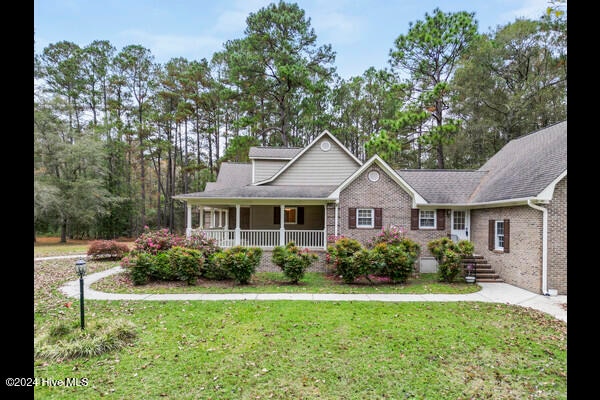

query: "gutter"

left=527, top=200, right=548, bottom=295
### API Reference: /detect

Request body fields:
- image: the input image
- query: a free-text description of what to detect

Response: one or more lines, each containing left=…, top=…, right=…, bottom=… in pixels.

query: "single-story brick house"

left=174, top=121, right=567, bottom=295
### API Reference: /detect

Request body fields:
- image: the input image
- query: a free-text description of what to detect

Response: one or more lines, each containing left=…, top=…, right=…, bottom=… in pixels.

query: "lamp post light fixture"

left=75, top=259, right=87, bottom=330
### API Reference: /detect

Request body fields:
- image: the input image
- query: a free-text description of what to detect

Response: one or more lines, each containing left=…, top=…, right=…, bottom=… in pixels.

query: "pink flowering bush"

left=183, top=231, right=220, bottom=258
left=134, top=227, right=183, bottom=255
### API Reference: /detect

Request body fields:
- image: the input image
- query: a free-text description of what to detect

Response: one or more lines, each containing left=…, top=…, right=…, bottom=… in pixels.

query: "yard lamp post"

left=75, top=259, right=87, bottom=330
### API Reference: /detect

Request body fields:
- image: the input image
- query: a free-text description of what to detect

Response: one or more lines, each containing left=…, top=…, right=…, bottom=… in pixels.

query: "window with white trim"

left=284, top=207, right=297, bottom=224
left=357, top=208, right=374, bottom=228
left=419, top=210, right=436, bottom=229
left=495, top=220, right=504, bottom=250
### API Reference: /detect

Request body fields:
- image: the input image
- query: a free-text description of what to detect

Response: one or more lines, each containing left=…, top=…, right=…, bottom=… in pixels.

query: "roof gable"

left=330, top=155, right=427, bottom=206
left=255, top=130, right=362, bottom=185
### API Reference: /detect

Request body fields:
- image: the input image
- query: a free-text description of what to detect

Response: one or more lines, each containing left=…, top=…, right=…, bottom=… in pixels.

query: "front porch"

left=184, top=202, right=337, bottom=250
left=193, top=228, right=326, bottom=249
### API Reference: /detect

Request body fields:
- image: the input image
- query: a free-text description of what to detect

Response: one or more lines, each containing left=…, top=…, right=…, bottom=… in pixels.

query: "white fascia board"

left=255, top=130, right=363, bottom=186
left=174, top=197, right=333, bottom=206
left=536, top=170, right=567, bottom=201
left=423, top=196, right=546, bottom=209
left=329, top=155, right=427, bottom=207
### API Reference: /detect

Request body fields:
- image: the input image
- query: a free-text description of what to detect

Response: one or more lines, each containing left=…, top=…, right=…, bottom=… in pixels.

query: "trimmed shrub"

left=87, top=240, right=130, bottom=260
left=272, top=241, right=318, bottom=284
left=168, top=246, right=204, bottom=285
left=370, top=242, right=414, bottom=284
left=204, top=251, right=233, bottom=280
left=327, top=238, right=364, bottom=283
left=125, top=247, right=203, bottom=285
left=428, top=237, right=474, bottom=283
left=212, top=246, right=263, bottom=284
left=129, top=252, right=152, bottom=285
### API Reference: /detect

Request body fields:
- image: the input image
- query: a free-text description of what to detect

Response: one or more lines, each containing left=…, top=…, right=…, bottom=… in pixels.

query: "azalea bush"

left=124, top=246, right=204, bottom=285
left=211, top=246, right=263, bottom=284
left=134, top=227, right=183, bottom=254
left=326, top=238, right=364, bottom=283
left=428, top=237, right=475, bottom=283
left=272, top=241, right=318, bottom=284
left=370, top=242, right=415, bottom=284
left=183, top=231, right=220, bottom=258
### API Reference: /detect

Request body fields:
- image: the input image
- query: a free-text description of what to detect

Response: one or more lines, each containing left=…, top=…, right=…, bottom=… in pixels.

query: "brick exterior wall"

left=471, top=206, right=544, bottom=293
left=338, top=164, right=450, bottom=269
left=547, top=177, right=567, bottom=295
left=470, top=176, right=567, bottom=295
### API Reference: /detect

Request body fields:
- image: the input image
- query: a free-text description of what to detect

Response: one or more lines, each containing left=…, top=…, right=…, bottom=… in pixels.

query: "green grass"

left=34, top=256, right=567, bottom=399
left=92, top=270, right=482, bottom=294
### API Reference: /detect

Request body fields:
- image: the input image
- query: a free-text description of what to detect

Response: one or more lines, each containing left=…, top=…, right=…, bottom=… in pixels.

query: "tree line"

left=34, top=1, right=566, bottom=242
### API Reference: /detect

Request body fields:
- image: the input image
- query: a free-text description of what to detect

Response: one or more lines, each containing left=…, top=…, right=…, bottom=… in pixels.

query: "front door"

left=451, top=210, right=470, bottom=241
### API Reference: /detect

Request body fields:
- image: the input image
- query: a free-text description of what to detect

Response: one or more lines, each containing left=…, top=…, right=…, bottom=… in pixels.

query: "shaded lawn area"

left=34, top=259, right=567, bottom=400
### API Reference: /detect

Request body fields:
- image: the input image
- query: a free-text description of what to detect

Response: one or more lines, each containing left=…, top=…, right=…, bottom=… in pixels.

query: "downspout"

left=527, top=200, right=548, bottom=295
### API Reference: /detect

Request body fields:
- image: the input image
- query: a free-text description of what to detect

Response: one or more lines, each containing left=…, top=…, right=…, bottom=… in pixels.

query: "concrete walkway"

left=59, top=266, right=567, bottom=323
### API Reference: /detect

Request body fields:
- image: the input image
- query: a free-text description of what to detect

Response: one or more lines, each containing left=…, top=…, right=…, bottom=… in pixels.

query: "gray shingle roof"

left=248, top=147, right=303, bottom=159
left=396, top=170, right=488, bottom=203
left=204, top=163, right=252, bottom=191
left=176, top=185, right=338, bottom=199
left=471, top=121, right=567, bottom=203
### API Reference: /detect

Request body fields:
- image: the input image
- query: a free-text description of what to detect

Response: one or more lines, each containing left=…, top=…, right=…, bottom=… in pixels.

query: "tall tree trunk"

left=61, top=218, right=68, bottom=243
left=138, top=107, right=146, bottom=229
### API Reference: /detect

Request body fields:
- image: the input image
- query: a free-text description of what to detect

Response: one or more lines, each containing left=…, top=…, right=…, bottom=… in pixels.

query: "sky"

left=33, top=0, right=558, bottom=80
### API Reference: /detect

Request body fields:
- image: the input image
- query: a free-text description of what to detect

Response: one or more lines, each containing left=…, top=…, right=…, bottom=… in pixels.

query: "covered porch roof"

left=173, top=185, right=339, bottom=205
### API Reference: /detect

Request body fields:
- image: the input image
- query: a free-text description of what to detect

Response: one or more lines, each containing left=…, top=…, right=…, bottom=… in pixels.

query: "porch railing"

left=192, top=229, right=325, bottom=249
left=285, top=230, right=325, bottom=248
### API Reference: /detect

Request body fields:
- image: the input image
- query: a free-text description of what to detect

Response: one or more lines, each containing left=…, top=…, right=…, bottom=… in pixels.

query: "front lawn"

left=34, top=258, right=567, bottom=399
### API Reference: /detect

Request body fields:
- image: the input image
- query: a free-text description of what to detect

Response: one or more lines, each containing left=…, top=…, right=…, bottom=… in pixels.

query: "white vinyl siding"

left=254, top=160, right=287, bottom=182
left=272, top=137, right=359, bottom=185
left=419, top=210, right=436, bottom=229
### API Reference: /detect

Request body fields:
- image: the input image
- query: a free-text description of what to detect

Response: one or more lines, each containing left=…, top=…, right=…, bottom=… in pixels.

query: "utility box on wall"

left=419, top=257, right=438, bottom=273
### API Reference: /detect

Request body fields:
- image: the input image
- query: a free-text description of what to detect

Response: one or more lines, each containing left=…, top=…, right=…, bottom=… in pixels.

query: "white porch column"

left=210, top=209, right=215, bottom=228
left=199, top=207, right=204, bottom=229
left=334, top=202, right=339, bottom=237
left=224, top=209, right=229, bottom=230
left=280, top=204, right=286, bottom=246
left=323, top=204, right=328, bottom=249
left=186, top=203, right=192, bottom=237
left=235, top=204, right=241, bottom=246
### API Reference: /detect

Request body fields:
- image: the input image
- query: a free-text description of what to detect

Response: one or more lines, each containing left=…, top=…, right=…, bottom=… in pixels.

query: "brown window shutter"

left=274, top=207, right=280, bottom=225
left=298, top=207, right=304, bottom=225
left=374, top=208, right=382, bottom=229
left=349, top=207, right=356, bottom=229
left=488, top=220, right=494, bottom=250
left=436, top=209, right=445, bottom=230
left=503, top=219, right=510, bottom=253
left=411, top=209, right=419, bottom=230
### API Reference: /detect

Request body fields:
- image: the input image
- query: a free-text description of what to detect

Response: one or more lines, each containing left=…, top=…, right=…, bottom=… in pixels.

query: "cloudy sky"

left=33, top=0, right=558, bottom=80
